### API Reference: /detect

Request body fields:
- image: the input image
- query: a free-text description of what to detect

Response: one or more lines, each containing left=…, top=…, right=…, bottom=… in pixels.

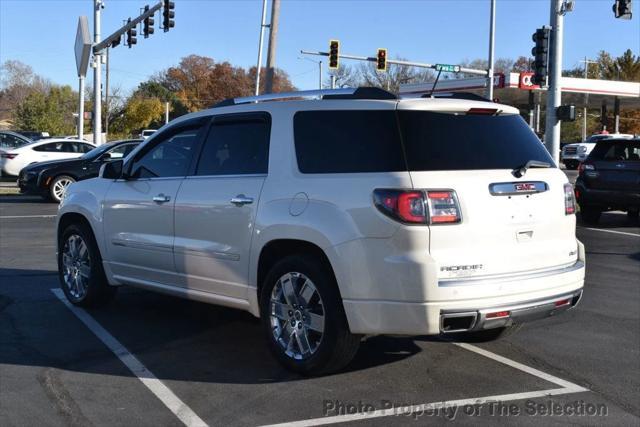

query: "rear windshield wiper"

left=512, top=160, right=551, bottom=178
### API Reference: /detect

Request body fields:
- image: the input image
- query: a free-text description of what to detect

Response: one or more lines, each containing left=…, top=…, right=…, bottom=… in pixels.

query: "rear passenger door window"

left=196, top=114, right=270, bottom=176
left=293, top=110, right=405, bottom=173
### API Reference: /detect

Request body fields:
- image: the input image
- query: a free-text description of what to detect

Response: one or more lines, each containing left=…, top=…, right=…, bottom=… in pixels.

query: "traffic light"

left=531, top=27, right=550, bottom=86
left=612, top=0, right=632, bottom=19
left=376, top=48, right=387, bottom=72
left=163, top=0, right=175, bottom=32
left=110, top=35, right=121, bottom=49
left=328, top=40, right=339, bottom=69
left=126, top=19, right=137, bottom=48
left=143, top=5, right=155, bottom=38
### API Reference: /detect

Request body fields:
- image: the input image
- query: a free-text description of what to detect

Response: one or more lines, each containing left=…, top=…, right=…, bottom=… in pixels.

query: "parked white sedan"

left=1, top=138, right=96, bottom=176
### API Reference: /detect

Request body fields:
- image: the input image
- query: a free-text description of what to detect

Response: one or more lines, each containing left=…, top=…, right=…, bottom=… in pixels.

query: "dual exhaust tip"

left=440, top=291, right=582, bottom=333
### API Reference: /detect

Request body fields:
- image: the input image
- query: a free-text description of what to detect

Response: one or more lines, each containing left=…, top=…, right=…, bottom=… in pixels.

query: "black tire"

left=627, top=209, right=639, bottom=222
left=58, top=222, right=116, bottom=307
left=451, top=324, right=522, bottom=343
left=580, top=206, right=601, bottom=225
left=259, top=254, right=361, bottom=376
left=49, top=175, right=76, bottom=203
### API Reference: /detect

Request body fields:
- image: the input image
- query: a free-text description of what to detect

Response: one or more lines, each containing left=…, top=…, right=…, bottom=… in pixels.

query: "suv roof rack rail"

left=422, top=92, right=493, bottom=102
left=211, top=87, right=397, bottom=108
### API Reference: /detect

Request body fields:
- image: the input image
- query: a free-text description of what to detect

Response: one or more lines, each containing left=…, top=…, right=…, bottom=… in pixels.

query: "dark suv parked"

left=575, top=137, right=640, bottom=224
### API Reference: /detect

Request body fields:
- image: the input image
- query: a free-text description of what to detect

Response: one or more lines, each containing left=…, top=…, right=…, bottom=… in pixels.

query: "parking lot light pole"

left=254, top=0, right=268, bottom=96
left=486, top=0, right=496, bottom=100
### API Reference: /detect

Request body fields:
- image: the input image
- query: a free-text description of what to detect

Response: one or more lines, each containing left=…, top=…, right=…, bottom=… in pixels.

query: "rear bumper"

left=342, top=242, right=586, bottom=336
left=575, top=180, right=640, bottom=209
left=439, top=288, right=582, bottom=333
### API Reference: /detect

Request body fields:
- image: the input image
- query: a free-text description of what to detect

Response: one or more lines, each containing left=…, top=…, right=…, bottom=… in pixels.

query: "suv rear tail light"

left=426, top=191, right=462, bottom=224
left=578, top=163, right=595, bottom=174
left=564, top=183, right=576, bottom=215
left=374, top=190, right=426, bottom=224
left=1, top=153, right=18, bottom=160
left=373, top=189, right=461, bottom=225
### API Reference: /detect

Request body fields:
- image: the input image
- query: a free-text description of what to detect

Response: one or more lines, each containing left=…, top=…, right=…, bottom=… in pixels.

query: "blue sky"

left=1, top=0, right=638, bottom=94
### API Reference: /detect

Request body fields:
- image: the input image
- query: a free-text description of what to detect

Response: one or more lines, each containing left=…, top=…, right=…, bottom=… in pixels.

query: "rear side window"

left=196, top=115, right=270, bottom=176
left=33, top=142, right=62, bottom=152
left=294, top=110, right=405, bottom=173
left=398, top=111, right=553, bottom=171
left=589, top=140, right=640, bottom=161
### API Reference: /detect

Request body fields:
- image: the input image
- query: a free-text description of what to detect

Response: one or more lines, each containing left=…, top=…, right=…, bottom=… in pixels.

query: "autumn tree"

left=152, top=55, right=296, bottom=113
left=13, top=85, right=77, bottom=134
left=115, top=96, right=164, bottom=135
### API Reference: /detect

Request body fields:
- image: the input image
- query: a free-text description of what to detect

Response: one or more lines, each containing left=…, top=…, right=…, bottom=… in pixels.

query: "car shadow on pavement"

left=0, top=195, right=48, bottom=204
left=0, top=273, right=421, bottom=385
left=578, top=211, right=640, bottom=229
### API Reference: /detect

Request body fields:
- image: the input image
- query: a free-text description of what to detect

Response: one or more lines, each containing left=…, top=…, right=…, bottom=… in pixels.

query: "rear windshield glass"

left=589, top=140, right=640, bottom=161
left=293, top=109, right=553, bottom=173
left=398, top=111, right=553, bottom=171
left=294, top=110, right=405, bottom=173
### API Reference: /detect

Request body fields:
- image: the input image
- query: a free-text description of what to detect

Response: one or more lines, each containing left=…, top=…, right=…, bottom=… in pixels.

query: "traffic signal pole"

left=301, top=50, right=488, bottom=76
left=93, top=0, right=102, bottom=145
left=544, top=0, right=564, bottom=165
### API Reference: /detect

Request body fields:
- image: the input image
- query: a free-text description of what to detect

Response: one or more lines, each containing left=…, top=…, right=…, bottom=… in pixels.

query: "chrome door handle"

left=152, top=194, right=171, bottom=203
left=230, top=194, right=253, bottom=206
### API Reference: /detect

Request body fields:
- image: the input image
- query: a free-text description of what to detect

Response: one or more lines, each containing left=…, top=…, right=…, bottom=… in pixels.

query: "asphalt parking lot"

left=1, top=192, right=638, bottom=426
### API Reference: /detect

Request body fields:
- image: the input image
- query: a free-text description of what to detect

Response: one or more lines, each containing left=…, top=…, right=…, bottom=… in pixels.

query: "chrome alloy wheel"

left=269, top=272, right=325, bottom=360
left=62, top=234, right=91, bottom=299
left=52, top=177, right=74, bottom=201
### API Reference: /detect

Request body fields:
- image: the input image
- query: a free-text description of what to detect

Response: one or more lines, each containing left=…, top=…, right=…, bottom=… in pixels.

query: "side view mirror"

left=99, top=159, right=123, bottom=179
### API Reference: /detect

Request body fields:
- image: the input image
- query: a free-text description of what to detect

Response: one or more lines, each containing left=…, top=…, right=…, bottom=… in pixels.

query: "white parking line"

left=580, top=227, right=640, bottom=238
left=0, top=215, right=56, bottom=219
left=261, top=343, right=588, bottom=427
left=51, top=288, right=208, bottom=427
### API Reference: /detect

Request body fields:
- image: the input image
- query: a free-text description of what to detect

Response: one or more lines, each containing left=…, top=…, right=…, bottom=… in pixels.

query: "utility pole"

left=165, top=101, right=169, bottom=124
left=105, top=47, right=110, bottom=140
left=330, top=75, right=336, bottom=89
left=93, top=0, right=103, bottom=145
left=264, top=0, right=280, bottom=93
left=255, top=0, right=268, bottom=96
left=544, top=0, right=564, bottom=164
left=486, top=0, right=496, bottom=100
left=579, top=57, right=596, bottom=140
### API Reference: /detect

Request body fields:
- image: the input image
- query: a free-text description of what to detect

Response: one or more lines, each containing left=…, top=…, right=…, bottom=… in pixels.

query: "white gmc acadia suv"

left=56, top=88, right=585, bottom=375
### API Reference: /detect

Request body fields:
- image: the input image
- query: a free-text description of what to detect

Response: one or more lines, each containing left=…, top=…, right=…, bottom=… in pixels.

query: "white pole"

left=78, top=76, right=85, bottom=140
left=582, top=57, right=589, bottom=141
left=545, top=0, right=563, bottom=165
left=330, top=75, right=336, bottom=89
left=93, top=0, right=102, bottom=145
left=165, top=102, right=169, bottom=124
left=255, top=0, right=268, bottom=96
left=486, top=0, right=496, bottom=100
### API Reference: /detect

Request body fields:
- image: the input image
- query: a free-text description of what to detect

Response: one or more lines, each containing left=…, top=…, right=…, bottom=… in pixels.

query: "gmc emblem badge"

left=515, top=183, right=536, bottom=192
left=489, top=181, right=548, bottom=196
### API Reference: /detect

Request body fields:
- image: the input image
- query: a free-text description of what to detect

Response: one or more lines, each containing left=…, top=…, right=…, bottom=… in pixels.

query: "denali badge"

left=440, top=264, right=484, bottom=277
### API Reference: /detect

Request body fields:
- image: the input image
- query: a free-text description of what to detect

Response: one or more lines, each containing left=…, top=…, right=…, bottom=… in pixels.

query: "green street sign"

left=435, top=64, right=461, bottom=73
